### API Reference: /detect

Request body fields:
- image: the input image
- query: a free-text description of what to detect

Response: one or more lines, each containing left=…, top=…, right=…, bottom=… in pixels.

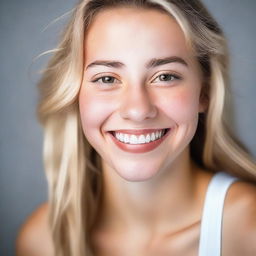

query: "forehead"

left=84, top=7, right=192, bottom=62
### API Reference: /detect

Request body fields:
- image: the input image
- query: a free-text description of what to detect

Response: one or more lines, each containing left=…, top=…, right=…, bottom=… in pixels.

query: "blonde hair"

left=37, top=0, right=256, bottom=255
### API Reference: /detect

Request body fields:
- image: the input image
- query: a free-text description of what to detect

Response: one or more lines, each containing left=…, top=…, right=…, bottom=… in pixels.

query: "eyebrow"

left=85, top=56, right=188, bottom=70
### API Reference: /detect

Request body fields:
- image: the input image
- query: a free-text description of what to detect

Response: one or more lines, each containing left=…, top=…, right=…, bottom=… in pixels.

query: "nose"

left=119, top=86, right=157, bottom=122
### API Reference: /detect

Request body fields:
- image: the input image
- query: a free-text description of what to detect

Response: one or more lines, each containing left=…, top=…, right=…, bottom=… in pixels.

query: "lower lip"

left=109, top=129, right=171, bottom=153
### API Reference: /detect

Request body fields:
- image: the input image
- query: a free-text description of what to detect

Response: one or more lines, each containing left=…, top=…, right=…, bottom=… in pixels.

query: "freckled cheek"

left=159, top=89, right=200, bottom=123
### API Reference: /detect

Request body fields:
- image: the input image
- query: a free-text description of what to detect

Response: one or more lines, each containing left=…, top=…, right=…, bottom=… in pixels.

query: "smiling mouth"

left=109, top=128, right=170, bottom=145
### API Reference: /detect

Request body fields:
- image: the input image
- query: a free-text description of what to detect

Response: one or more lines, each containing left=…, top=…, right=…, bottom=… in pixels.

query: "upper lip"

left=109, top=128, right=169, bottom=135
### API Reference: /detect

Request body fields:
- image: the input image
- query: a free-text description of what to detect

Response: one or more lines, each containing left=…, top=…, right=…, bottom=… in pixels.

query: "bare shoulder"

left=16, top=202, right=54, bottom=256
left=223, top=179, right=256, bottom=255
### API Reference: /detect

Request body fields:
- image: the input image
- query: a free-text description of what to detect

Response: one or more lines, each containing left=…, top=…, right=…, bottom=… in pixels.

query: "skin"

left=15, top=6, right=256, bottom=256
left=79, top=8, right=203, bottom=255
left=79, top=6, right=209, bottom=254
left=80, top=7, right=205, bottom=183
left=78, top=7, right=256, bottom=255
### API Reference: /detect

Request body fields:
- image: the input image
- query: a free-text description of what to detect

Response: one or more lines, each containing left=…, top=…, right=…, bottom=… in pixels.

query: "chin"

left=112, top=162, right=161, bottom=182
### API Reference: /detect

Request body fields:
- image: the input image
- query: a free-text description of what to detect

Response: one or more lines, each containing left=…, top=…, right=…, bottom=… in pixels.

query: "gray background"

left=0, top=0, right=255, bottom=255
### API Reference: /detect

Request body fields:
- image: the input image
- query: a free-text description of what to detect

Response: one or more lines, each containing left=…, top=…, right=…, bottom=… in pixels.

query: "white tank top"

left=198, top=172, right=238, bottom=256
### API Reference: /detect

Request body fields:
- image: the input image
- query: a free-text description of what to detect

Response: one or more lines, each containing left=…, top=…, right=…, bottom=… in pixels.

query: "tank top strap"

left=198, top=172, right=239, bottom=256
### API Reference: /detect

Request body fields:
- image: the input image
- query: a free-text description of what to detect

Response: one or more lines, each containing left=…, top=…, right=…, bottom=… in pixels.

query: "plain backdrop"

left=0, top=0, right=256, bottom=255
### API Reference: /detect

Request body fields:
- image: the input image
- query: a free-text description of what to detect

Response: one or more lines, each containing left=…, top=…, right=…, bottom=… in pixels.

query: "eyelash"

left=91, top=73, right=182, bottom=85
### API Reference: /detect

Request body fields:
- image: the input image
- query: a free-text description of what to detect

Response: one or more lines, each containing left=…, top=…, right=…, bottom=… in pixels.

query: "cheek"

left=79, top=90, right=112, bottom=137
left=160, top=88, right=200, bottom=123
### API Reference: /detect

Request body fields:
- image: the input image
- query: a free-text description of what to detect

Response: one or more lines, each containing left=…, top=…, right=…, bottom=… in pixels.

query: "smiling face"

left=79, top=7, right=205, bottom=182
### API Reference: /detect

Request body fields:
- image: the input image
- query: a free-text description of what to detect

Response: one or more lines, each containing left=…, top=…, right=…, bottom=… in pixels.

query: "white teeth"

left=114, top=129, right=167, bottom=145
left=130, top=135, right=138, bottom=144
left=124, top=134, right=129, bottom=143
left=138, top=135, right=146, bottom=144
left=145, top=134, right=151, bottom=143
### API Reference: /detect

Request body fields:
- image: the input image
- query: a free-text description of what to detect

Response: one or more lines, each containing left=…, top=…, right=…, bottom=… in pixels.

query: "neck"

left=97, top=148, right=203, bottom=234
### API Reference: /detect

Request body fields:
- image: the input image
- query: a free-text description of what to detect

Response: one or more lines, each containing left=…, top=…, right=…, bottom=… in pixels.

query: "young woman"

left=16, top=0, right=256, bottom=256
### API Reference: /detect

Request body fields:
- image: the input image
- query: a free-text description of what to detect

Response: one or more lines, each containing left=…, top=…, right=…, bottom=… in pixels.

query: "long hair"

left=37, top=0, right=256, bottom=255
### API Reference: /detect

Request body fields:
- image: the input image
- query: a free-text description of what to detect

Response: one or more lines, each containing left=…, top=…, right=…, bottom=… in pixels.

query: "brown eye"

left=160, top=74, right=172, bottom=81
left=158, top=73, right=180, bottom=82
left=151, top=73, right=182, bottom=84
left=101, top=76, right=115, bottom=83
left=93, top=76, right=118, bottom=84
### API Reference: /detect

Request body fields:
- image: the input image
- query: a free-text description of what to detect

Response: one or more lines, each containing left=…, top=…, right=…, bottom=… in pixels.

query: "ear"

left=199, top=82, right=209, bottom=113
